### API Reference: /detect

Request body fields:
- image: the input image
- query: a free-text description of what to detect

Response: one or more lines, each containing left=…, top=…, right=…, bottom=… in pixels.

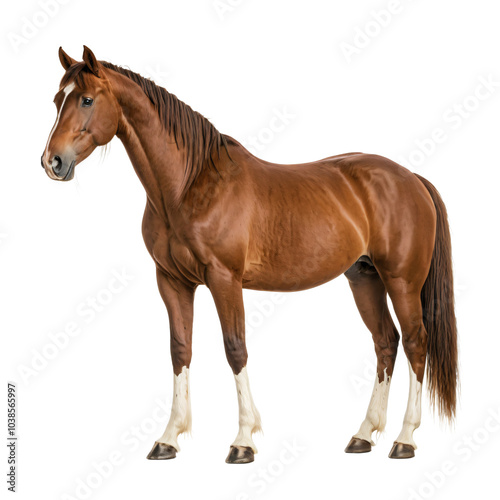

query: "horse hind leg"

left=383, top=285, right=427, bottom=459
left=344, top=258, right=400, bottom=454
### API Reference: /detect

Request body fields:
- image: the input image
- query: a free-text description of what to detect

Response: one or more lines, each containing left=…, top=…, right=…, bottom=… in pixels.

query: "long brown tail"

left=415, top=174, right=458, bottom=422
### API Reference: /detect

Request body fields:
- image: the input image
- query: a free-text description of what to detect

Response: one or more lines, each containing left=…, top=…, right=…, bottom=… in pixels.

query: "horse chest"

left=143, top=214, right=204, bottom=284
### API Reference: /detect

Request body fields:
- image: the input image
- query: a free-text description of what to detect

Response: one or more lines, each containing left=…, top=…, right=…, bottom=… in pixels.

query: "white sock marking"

left=232, top=366, right=262, bottom=452
left=395, top=361, right=422, bottom=448
left=158, top=366, right=191, bottom=451
left=354, top=367, right=391, bottom=444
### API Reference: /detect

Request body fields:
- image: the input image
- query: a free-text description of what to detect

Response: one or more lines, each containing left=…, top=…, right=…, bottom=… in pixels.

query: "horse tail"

left=415, top=174, right=458, bottom=422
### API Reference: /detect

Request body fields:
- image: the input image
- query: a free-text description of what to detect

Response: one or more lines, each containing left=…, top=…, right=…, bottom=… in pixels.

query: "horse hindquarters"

left=373, top=173, right=456, bottom=458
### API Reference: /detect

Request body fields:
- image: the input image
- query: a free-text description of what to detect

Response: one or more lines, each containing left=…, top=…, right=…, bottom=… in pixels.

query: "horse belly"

left=242, top=264, right=351, bottom=291
left=242, top=219, right=366, bottom=292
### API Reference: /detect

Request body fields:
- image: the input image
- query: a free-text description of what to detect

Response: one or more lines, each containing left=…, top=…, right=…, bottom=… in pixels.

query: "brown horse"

left=42, top=46, right=458, bottom=463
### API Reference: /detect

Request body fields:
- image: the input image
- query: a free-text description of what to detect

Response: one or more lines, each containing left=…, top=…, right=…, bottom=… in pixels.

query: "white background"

left=2, top=0, right=500, bottom=499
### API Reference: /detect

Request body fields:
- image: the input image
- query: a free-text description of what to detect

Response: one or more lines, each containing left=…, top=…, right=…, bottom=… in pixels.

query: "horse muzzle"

left=42, top=154, right=76, bottom=181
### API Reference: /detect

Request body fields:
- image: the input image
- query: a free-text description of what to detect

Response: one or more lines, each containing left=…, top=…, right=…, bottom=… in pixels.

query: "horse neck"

left=111, top=72, right=187, bottom=218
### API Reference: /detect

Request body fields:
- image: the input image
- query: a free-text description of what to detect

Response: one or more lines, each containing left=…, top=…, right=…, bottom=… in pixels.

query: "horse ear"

left=82, top=45, right=101, bottom=77
left=59, top=47, right=76, bottom=70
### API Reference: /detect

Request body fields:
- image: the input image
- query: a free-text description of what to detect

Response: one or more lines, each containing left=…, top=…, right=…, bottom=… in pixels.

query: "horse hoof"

left=146, top=442, right=177, bottom=460
left=344, top=437, right=372, bottom=453
left=388, top=442, right=415, bottom=459
left=225, top=445, right=255, bottom=464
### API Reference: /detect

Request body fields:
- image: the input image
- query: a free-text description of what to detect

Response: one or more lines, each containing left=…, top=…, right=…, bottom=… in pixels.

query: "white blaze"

left=43, top=82, right=76, bottom=164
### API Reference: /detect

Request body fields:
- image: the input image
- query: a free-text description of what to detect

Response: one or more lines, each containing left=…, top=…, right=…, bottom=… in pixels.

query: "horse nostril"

left=52, top=156, right=63, bottom=175
left=40, top=155, right=44, bottom=169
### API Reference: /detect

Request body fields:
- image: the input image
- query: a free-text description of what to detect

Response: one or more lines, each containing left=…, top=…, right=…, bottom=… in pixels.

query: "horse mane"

left=62, top=61, right=229, bottom=198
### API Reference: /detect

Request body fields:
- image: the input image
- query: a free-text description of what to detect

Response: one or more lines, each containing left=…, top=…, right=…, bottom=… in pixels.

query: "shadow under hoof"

left=226, top=445, right=255, bottom=464
left=344, top=437, right=372, bottom=454
left=388, top=442, right=415, bottom=459
left=146, top=442, right=177, bottom=460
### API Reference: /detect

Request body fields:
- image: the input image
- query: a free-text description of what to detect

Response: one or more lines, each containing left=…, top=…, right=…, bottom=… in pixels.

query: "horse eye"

left=82, top=97, right=94, bottom=107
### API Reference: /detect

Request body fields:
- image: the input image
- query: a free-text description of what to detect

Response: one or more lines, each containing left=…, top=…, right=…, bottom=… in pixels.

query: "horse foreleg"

left=207, top=267, right=261, bottom=464
left=147, top=269, right=195, bottom=460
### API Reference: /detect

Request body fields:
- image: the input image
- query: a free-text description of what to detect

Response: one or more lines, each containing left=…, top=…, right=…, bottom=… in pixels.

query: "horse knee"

left=170, top=336, right=192, bottom=374
left=223, top=335, right=247, bottom=374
